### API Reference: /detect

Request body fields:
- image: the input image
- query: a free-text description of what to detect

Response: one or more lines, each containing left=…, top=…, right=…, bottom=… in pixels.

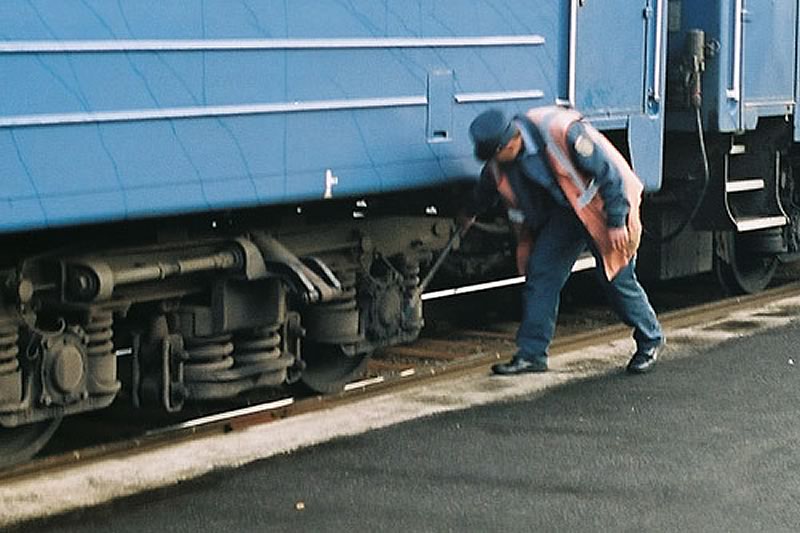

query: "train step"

left=725, top=178, right=764, bottom=193
left=734, top=215, right=787, bottom=233
left=723, top=149, right=788, bottom=234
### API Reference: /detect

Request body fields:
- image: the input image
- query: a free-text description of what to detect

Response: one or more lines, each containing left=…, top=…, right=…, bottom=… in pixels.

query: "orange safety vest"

left=528, top=107, right=643, bottom=280
left=488, top=107, right=644, bottom=280
left=487, top=159, right=535, bottom=275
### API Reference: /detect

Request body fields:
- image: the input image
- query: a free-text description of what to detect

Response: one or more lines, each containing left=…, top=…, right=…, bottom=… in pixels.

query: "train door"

left=572, top=0, right=666, bottom=191
left=573, top=0, right=653, bottom=115
left=738, top=0, right=797, bottom=129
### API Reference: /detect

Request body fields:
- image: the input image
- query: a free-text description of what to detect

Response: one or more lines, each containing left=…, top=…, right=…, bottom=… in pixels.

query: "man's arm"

left=567, top=122, right=629, bottom=228
left=567, top=121, right=631, bottom=251
left=463, top=163, right=501, bottom=219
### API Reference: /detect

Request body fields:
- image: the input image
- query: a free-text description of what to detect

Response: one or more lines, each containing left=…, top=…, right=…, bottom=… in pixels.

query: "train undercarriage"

left=0, top=203, right=454, bottom=466
left=639, top=117, right=800, bottom=295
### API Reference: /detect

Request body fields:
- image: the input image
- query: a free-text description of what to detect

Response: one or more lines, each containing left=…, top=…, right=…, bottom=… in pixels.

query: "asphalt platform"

left=14, top=319, right=800, bottom=532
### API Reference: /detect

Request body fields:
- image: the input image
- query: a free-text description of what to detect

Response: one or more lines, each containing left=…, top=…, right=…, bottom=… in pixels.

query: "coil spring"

left=85, top=311, right=114, bottom=358
left=234, top=325, right=282, bottom=366
left=84, top=310, right=122, bottom=395
left=402, top=263, right=421, bottom=292
left=0, top=318, right=20, bottom=376
left=402, top=262, right=423, bottom=331
left=184, top=334, right=234, bottom=380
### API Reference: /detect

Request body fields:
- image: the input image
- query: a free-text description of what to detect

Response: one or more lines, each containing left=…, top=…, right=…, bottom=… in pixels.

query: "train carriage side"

left=649, top=0, right=800, bottom=293
left=0, top=2, right=538, bottom=229
left=0, top=1, right=665, bottom=466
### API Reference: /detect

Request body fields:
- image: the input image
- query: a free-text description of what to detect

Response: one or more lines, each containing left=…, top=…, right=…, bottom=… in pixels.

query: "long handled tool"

left=418, top=219, right=474, bottom=294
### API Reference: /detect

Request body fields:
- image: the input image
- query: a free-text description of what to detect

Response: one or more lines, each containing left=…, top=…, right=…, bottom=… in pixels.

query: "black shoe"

left=626, top=343, right=662, bottom=374
left=492, top=356, right=548, bottom=375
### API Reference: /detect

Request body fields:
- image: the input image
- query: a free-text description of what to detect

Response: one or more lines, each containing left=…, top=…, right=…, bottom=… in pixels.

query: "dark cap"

left=469, top=109, right=516, bottom=161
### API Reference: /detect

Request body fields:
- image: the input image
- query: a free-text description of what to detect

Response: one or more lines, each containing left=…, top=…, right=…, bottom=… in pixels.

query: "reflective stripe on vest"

left=526, top=106, right=644, bottom=281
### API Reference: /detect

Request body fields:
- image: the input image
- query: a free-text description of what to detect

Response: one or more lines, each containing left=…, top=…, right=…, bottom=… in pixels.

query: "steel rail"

left=2, top=281, right=799, bottom=482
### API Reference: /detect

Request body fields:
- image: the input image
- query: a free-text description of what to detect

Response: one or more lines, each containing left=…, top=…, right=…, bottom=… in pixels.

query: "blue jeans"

left=516, top=207, right=663, bottom=361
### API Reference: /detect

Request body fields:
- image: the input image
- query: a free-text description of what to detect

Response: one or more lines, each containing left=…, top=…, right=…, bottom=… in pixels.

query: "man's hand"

left=608, top=226, right=629, bottom=252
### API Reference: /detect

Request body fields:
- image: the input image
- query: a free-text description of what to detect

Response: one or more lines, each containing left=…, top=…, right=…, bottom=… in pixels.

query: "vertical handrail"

left=569, top=0, right=577, bottom=106
left=651, top=0, right=664, bottom=102
left=568, top=0, right=578, bottom=107
left=558, top=0, right=578, bottom=107
left=726, top=0, right=743, bottom=101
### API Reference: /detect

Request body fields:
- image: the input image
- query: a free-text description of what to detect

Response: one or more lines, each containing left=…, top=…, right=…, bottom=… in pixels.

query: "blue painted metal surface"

left=0, top=1, right=664, bottom=233
left=672, top=0, right=798, bottom=134
left=575, top=0, right=666, bottom=191
left=741, top=0, right=796, bottom=130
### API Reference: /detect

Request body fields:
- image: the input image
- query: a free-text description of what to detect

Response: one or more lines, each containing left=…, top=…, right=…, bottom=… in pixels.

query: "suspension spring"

left=234, top=325, right=282, bottom=366
left=85, top=311, right=114, bottom=358
left=231, top=323, right=294, bottom=388
left=183, top=334, right=235, bottom=381
left=84, top=310, right=119, bottom=395
left=0, top=318, right=20, bottom=376
left=402, top=262, right=423, bottom=332
left=402, top=263, right=421, bottom=293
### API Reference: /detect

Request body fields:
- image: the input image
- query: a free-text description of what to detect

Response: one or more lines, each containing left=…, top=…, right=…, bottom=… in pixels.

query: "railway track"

left=2, top=277, right=800, bottom=486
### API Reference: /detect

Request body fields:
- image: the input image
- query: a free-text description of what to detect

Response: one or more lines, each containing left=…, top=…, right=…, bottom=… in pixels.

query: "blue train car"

left=640, top=0, right=800, bottom=294
left=1, top=1, right=668, bottom=464
left=0, top=0, right=666, bottom=233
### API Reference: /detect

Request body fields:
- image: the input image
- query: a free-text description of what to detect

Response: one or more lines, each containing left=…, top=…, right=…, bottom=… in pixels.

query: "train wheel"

left=713, top=232, right=778, bottom=295
left=298, top=343, right=370, bottom=394
left=0, top=417, right=62, bottom=468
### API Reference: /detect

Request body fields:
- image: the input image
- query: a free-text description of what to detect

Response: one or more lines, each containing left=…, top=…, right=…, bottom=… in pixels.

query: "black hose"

left=644, top=105, right=711, bottom=243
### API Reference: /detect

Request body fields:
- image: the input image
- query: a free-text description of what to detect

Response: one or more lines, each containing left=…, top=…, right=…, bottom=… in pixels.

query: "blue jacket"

left=469, top=114, right=629, bottom=231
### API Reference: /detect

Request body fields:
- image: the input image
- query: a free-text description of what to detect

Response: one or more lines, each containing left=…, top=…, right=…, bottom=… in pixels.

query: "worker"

left=464, top=106, right=663, bottom=375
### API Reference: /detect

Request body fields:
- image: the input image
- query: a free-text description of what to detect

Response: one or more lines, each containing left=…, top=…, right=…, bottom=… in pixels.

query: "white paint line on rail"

left=422, top=255, right=596, bottom=301
left=148, top=398, right=296, bottom=435
left=343, top=376, right=385, bottom=391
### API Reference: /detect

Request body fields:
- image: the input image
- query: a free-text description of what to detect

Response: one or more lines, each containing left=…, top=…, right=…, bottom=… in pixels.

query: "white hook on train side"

left=324, top=169, right=339, bottom=199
